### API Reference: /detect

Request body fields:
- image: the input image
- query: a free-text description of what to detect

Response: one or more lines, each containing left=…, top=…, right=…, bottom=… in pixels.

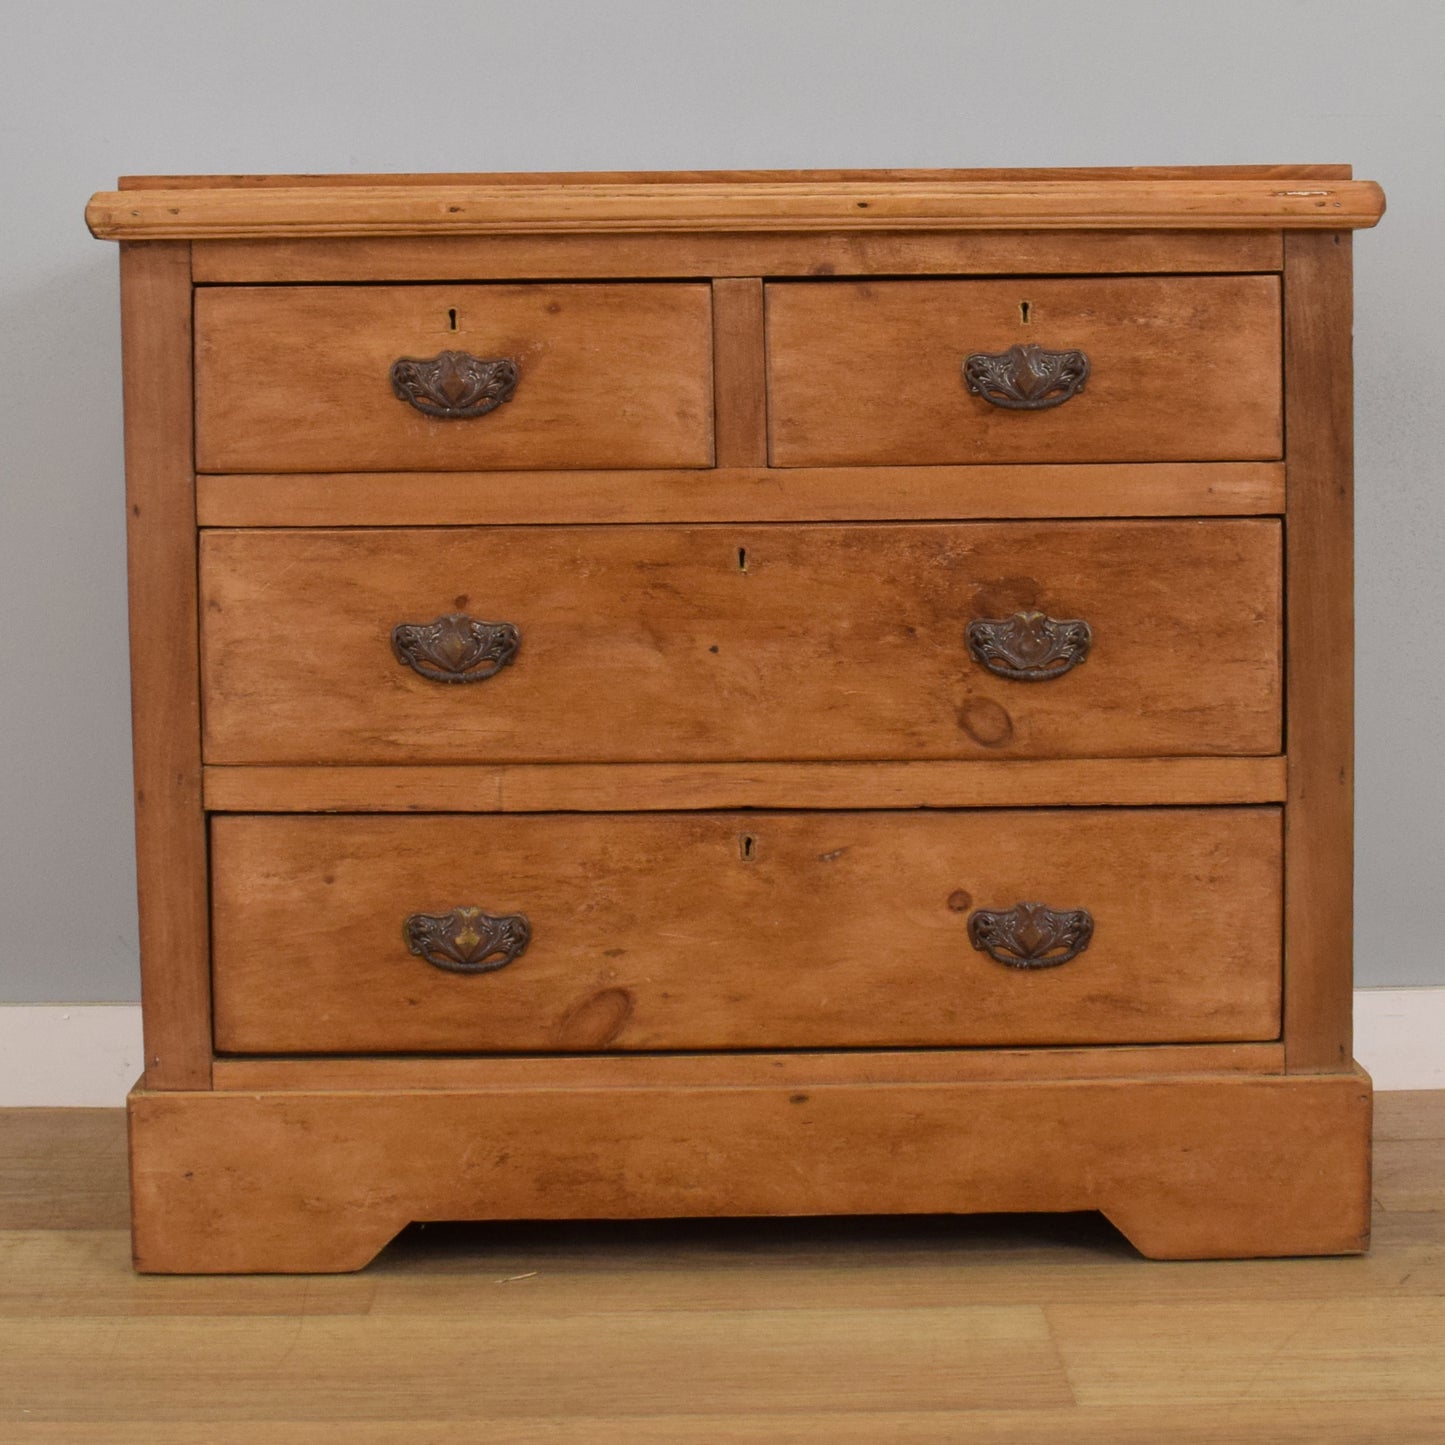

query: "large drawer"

left=766, top=276, right=1282, bottom=465
left=195, top=283, right=715, bottom=471
left=211, top=808, right=1283, bottom=1053
left=199, top=520, right=1282, bottom=764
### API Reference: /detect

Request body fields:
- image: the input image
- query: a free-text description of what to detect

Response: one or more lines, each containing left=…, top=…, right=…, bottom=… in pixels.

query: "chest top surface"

left=87, top=164, right=1385, bottom=240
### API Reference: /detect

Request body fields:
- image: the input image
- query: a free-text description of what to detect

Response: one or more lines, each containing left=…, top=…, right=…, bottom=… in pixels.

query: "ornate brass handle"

left=962, top=343, right=1089, bottom=410
left=967, top=611, right=1091, bottom=681
left=391, top=613, right=520, bottom=684
left=967, top=902, right=1094, bottom=969
left=403, top=906, right=531, bottom=974
left=390, top=350, right=520, bottom=419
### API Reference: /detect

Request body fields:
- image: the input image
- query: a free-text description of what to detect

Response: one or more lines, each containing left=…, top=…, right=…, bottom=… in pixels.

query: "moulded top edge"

left=86, top=176, right=1386, bottom=242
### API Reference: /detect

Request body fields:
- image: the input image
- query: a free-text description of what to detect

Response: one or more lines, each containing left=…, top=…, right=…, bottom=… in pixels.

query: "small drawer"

left=200, top=519, right=1282, bottom=764
left=195, top=283, right=715, bottom=472
left=766, top=276, right=1281, bottom=465
left=211, top=808, right=1283, bottom=1054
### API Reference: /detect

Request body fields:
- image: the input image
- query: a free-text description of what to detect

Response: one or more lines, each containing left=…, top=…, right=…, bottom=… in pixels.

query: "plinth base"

left=128, top=1067, right=1372, bottom=1273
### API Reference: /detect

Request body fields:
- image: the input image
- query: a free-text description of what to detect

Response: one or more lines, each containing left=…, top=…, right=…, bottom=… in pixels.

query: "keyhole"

left=739, top=833, right=757, bottom=862
left=1019, top=300, right=1032, bottom=325
left=447, top=308, right=459, bottom=332
left=737, top=547, right=749, bottom=573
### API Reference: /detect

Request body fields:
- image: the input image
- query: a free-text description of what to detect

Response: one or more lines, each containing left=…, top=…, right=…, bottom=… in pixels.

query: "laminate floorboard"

left=1, top=1095, right=1442, bottom=1441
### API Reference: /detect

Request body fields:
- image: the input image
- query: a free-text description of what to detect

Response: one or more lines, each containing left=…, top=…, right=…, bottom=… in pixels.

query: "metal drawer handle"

left=963, top=343, right=1089, bottom=410
left=967, top=902, right=1094, bottom=969
left=391, top=613, right=520, bottom=684
left=404, top=906, right=531, bottom=974
left=967, top=610, right=1091, bottom=681
left=390, top=350, right=520, bottom=419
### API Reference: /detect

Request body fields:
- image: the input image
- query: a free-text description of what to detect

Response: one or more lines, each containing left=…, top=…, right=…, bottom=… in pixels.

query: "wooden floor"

left=1, top=1096, right=1442, bottom=1441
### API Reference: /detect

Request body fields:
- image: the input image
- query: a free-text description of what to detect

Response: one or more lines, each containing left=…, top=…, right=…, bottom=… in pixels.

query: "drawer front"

left=195, top=283, right=715, bottom=471
left=211, top=808, right=1282, bottom=1053
left=767, top=276, right=1281, bottom=465
left=200, top=520, right=1281, bottom=764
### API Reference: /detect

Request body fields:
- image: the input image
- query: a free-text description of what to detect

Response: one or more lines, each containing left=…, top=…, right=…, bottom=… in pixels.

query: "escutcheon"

left=403, top=906, right=532, bottom=974
left=967, top=902, right=1094, bottom=969
left=390, top=350, right=520, bottom=419
left=391, top=613, right=521, bottom=684
left=966, top=610, right=1092, bottom=681
left=962, top=343, right=1089, bottom=410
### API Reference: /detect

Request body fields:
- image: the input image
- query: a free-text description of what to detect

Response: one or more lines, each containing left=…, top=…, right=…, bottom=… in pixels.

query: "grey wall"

left=1, top=0, right=1439, bottom=1000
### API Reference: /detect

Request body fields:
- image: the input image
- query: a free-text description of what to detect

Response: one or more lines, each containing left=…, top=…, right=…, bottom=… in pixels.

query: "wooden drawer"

left=211, top=808, right=1282, bottom=1053
left=200, top=519, right=1282, bottom=764
left=194, top=283, right=715, bottom=472
left=767, top=276, right=1282, bottom=465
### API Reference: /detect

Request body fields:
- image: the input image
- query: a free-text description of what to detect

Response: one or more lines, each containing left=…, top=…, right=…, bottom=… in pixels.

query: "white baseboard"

left=1, top=1005, right=145, bottom=1107
left=0, top=991, right=1441, bottom=1106
left=1353, top=987, right=1445, bottom=1090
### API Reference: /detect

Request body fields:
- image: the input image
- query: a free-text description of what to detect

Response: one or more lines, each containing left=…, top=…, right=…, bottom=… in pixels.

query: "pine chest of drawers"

left=88, top=167, right=1385, bottom=1272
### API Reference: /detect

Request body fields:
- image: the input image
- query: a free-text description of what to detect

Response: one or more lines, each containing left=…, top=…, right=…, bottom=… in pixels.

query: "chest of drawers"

left=88, top=167, right=1385, bottom=1272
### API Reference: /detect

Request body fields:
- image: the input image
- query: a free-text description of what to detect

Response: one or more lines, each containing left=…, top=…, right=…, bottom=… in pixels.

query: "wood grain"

left=194, top=284, right=714, bottom=472
left=199, top=520, right=1283, bottom=765
left=9, top=1298, right=1077, bottom=1417
left=200, top=757, right=1288, bottom=813
left=125, top=1070, right=1370, bottom=1271
left=85, top=176, right=1386, bottom=241
left=1283, top=233, right=1356, bottom=1072
left=118, top=243, right=211, bottom=1090
left=16, top=1091, right=1445, bottom=1435
left=1048, top=1297, right=1445, bottom=1408
left=768, top=276, right=1282, bottom=465
left=0, top=1109, right=129, bottom=1230
left=211, top=1044, right=1287, bottom=1093
left=189, top=228, right=1286, bottom=283
left=710, top=279, right=766, bottom=467
left=17, top=1406, right=1445, bottom=1444
left=209, top=808, right=1282, bottom=1054
left=194, top=461, right=1287, bottom=527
